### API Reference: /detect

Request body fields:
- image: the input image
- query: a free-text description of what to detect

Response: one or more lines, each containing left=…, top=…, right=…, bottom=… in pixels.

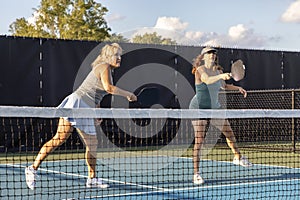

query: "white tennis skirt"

left=57, top=93, right=97, bottom=135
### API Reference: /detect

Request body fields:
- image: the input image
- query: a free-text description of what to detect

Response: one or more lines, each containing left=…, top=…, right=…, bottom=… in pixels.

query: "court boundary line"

left=78, top=178, right=300, bottom=199
left=2, top=163, right=167, bottom=199
left=180, top=156, right=300, bottom=169
left=2, top=155, right=299, bottom=169
left=3, top=163, right=166, bottom=191
left=169, top=177, right=300, bottom=192
left=2, top=156, right=300, bottom=199
left=83, top=156, right=300, bottom=199
left=80, top=190, right=164, bottom=200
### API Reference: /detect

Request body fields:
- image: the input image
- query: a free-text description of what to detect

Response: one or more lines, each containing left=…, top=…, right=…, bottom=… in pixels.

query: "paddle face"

left=230, top=59, right=245, bottom=81
left=129, top=87, right=160, bottom=126
left=131, top=87, right=160, bottom=108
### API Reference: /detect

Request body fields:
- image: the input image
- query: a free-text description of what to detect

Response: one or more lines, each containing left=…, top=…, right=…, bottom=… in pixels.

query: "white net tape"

left=0, top=106, right=300, bottom=119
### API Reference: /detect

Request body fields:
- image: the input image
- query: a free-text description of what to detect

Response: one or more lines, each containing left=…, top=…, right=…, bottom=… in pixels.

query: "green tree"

left=104, top=33, right=129, bottom=43
left=9, top=0, right=111, bottom=41
left=132, top=32, right=177, bottom=45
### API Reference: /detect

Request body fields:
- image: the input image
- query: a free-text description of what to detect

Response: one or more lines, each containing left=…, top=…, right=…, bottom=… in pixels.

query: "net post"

left=291, top=89, right=296, bottom=153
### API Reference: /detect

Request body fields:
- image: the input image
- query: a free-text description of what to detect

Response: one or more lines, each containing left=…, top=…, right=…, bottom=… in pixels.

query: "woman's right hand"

left=220, top=73, right=231, bottom=80
left=127, top=93, right=137, bottom=102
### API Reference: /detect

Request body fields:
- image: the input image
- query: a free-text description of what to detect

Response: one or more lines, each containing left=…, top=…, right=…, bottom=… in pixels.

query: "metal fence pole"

left=292, top=89, right=296, bottom=153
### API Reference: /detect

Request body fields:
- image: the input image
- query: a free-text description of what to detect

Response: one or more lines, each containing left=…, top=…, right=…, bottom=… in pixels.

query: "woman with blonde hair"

left=25, top=43, right=137, bottom=190
left=189, top=47, right=252, bottom=185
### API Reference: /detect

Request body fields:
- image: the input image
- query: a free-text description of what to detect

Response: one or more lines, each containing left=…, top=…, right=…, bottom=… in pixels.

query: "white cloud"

left=204, top=24, right=267, bottom=48
left=129, top=17, right=200, bottom=45
left=280, top=0, right=300, bottom=23
left=154, top=16, right=188, bottom=32
left=128, top=17, right=270, bottom=48
left=105, top=13, right=125, bottom=22
left=153, top=17, right=215, bottom=44
left=185, top=31, right=204, bottom=41
left=228, top=24, right=251, bottom=40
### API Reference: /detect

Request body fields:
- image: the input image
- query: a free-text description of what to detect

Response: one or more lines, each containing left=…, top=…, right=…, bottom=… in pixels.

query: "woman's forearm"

left=105, top=85, right=132, bottom=99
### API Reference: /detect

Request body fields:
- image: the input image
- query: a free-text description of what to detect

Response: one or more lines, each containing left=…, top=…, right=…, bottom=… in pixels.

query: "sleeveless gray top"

left=74, top=66, right=110, bottom=107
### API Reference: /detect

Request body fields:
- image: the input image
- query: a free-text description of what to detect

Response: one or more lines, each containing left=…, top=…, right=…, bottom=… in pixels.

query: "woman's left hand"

left=238, top=87, right=247, bottom=98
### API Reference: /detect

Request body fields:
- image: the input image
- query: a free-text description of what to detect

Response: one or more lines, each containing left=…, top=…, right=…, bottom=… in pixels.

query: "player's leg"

left=32, top=118, right=73, bottom=169
left=77, top=129, right=98, bottom=177
left=217, top=119, right=241, bottom=158
left=192, top=119, right=206, bottom=184
left=214, top=119, right=252, bottom=167
left=25, top=118, right=73, bottom=190
left=77, top=128, right=109, bottom=188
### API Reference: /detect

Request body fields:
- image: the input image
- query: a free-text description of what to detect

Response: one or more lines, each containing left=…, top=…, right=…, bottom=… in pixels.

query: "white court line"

left=81, top=190, right=164, bottom=200
left=3, top=156, right=300, bottom=199
left=4, top=163, right=165, bottom=191
left=81, top=173, right=300, bottom=199
left=82, top=178, right=300, bottom=199
left=168, top=178, right=300, bottom=192
left=180, top=156, right=300, bottom=169
left=87, top=156, right=300, bottom=198
left=77, top=178, right=300, bottom=199
left=5, top=163, right=167, bottom=199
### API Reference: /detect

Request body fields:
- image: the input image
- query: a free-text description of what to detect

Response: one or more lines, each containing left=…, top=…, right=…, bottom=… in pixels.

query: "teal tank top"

left=189, top=81, right=222, bottom=109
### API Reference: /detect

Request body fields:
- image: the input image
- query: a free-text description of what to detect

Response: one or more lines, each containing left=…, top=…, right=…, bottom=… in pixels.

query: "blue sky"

left=1, top=0, right=300, bottom=51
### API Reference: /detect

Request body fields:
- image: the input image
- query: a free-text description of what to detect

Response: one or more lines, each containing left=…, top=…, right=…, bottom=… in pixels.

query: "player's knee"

left=52, top=133, right=69, bottom=145
left=55, top=138, right=67, bottom=146
left=86, top=137, right=98, bottom=151
left=226, top=134, right=237, bottom=143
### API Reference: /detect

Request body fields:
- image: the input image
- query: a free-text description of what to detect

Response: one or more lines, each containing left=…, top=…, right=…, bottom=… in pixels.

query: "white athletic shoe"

left=86, top=178, right=109, bottom=188
left=25, top=166, right=38, bottom=190
left=233, top=156, right=253, bottom=167
left=193, top=173, right=205, bottom=185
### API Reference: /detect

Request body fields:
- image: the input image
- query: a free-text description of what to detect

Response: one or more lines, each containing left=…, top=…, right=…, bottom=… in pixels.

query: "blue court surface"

left=1, top=156, right=300, bottom=199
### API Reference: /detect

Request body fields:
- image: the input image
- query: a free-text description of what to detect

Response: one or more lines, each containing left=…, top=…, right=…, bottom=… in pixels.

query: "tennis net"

left=0, top=106, right=300, bottom=199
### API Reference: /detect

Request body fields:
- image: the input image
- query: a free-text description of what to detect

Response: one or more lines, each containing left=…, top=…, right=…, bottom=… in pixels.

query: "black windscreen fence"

left=1, top=36, right=300, bottom=152
left=282, top=51, right=300, bottom=89
left=41, top=39, right=98, bottom=106
left=0, top=37, right=41, bottom=106
left=1, top=36, right=299, bottom=107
